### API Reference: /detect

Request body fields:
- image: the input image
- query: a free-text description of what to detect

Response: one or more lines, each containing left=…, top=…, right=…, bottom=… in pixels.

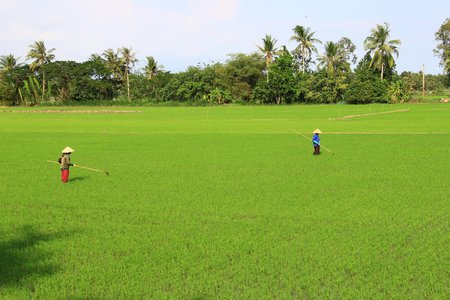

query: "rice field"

left=0, top=104, right=449, bottom=299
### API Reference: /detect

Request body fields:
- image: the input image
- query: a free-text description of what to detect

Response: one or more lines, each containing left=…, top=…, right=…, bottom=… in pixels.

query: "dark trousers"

left=314, top=145, right=320, bottom=155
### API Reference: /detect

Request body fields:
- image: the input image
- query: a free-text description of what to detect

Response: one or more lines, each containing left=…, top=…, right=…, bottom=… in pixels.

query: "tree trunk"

left=381, top=63, right=384, bottom=81
left=302, top=47, right=305, bottom=75
left=42, top=71, right=46, bottom=102
left=126, top=69, right=131, bottom=102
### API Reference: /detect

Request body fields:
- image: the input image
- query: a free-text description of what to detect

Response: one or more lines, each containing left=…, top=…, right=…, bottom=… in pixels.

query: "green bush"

left=345, top=61, right=388, bottom=104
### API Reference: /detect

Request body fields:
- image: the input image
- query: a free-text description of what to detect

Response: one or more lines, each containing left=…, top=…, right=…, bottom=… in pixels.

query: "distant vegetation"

left=1, top=20, right=449, bottom=106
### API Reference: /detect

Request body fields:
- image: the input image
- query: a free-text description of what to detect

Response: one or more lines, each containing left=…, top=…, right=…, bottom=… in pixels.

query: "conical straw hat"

left=61, top=146, right=75, bottom=153
left=313, top=129, right=322, bottom=134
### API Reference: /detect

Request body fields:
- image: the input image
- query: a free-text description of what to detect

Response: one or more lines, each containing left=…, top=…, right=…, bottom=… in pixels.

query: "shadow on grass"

left=0, top=225, right=76, bottom=287
left=69, top=176, right=89, bottom=182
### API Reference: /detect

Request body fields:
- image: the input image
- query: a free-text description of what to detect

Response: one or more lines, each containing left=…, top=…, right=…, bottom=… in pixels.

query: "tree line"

left=1, top=19, right=449, bottom=106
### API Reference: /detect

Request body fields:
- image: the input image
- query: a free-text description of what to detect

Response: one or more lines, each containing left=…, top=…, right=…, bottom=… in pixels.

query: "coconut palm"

left=0, top=54, right=21, bottom=75
left=119, top=47, right=137, bottom=102
left=0, top=54, right=23, bottom=103
left=317, top=42, right=340, bottom=76
left=317, top=41, right=349, bottom=76
left=257, top=34, right=279, bottom=82
left=290, top=25, right=321, bottom=74
left=143, top=56, right=159, bottom=80
left=26, top=40, right=55, bottom=100
left=102, top=49, right=122, bottom=80
left=364, top=22, right=401, bottom=80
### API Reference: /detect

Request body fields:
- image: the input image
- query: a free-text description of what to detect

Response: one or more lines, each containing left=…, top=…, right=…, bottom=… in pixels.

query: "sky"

left=0, top=0, right=448, bottom=74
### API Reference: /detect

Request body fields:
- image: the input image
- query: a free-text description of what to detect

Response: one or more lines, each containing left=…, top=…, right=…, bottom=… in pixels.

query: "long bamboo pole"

left=47, top=160, right=109, bottom=175
left=291, top=129, right=334, bottom=153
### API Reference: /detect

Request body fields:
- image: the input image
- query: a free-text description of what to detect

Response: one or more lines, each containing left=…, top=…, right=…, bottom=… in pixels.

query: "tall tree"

left=0, top=54, right=21, bottom=76
left=337, top=37, right=357, bottom=65
left=120, top=47, right=137, bottom=102
left=26, top=40, right=55, bottom=101
left=143, top=56, right=159, bottom=80
left=256, top=34, right=279, bottom=82
left=317, top=42, right=343, bottom=76
left=364, top=23, right=401, bottom=80
left=290, top=25, right=321, bottom=74
left=434, top=18, right=450, bottom=77
left=0, top=54, right=23, bottom=103
left=102, top=49, right=122, bottom=80
left=317, top=41, right=349, bottom=76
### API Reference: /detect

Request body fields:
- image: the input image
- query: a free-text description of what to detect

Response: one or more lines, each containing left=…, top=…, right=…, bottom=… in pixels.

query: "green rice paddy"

left=0, top=104, right=449, bottom=298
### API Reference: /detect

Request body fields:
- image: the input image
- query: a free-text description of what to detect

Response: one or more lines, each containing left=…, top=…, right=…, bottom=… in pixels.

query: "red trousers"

left=61, top=169, right=69, bottom=183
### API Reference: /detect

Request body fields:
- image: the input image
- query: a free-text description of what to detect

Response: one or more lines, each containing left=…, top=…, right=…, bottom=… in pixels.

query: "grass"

left=0, top=104, right=449, bottom=298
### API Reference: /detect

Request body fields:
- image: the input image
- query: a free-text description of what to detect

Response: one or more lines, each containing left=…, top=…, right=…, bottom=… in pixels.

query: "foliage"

left=0, top=22, right=446, bottom=106
left=302, top=69, right=348, bottom=103
left=317, top=41, right=351, bottom=77
left=0, top=55, right=24, bottom=105
left=252, top=54, right=296, bottom=104
left=120, top=47, right=138, bottom=102
left=45, top=60, right=117, bottom=102
left=400, top=71, right=447, bottom=92
left=290, top=25, right=322, bottom=74
left=217, top=53, right=265, bottom=102
left=388, top=79, right=411, bottom=103
left=143, top=56, right=161, bottom=80
left=364, top=23, right=401, bottom=80
left=206, top=87, right=233, bottom=104
left=20, top=76, right=49, bottom=105
left=158, top=65, right=214, bottom=102
left=434, top=18, right=450, bottom=78
left=257, top=34, right=279, bottom=82
left=345, top=59, right=388, bottom=104
left=337, top=37, right=357, bottom=65
left=26, top=40, right=56, bottom=102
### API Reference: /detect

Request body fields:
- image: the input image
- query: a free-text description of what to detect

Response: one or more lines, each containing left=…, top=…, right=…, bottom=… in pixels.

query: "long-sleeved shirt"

left=312, top=134, right=320, bottom=146
left=59, top=154, right=73, bottom=170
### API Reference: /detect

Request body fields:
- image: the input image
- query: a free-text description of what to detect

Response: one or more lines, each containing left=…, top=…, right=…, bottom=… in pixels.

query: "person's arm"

left=313, top=135, right=320, bottom=145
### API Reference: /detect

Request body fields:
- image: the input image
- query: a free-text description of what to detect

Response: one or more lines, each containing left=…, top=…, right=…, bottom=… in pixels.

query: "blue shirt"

left=312, top=134, right=320, bottom=146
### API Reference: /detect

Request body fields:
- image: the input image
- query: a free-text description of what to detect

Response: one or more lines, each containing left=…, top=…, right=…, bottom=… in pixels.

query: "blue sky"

left=0, top=0, right=448, bottom=74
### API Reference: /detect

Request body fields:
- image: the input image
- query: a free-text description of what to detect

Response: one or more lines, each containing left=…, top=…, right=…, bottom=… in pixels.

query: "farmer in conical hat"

left=58, top=146, right=75, bottom=183
left=312, top=129, right=322, bottom=155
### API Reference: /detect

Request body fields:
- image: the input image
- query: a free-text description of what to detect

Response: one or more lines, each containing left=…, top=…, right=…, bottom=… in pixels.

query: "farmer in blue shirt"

left=312, top=129, right=322, bottom=155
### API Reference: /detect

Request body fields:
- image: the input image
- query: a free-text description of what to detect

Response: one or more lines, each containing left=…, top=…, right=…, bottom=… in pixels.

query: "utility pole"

left=422, top=64, right=425, bottom=98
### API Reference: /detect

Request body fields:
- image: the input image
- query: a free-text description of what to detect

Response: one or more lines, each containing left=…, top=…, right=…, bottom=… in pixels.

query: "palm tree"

left=290, top=25, right=321, bottom=74
left=26, top=40, right=55, bottom=100
left=102, top=49, right=122, bottom=80
left=257, top=34, right=278, bottom=82
left=0, top=54, right=22, bottom=103
left=119, top=47, right=137, bottom=102
left=318, top=42, right=340, bottom=76
left=143, top=56, right=159, bottom=80
left=317, top=41, right=350, bottom=76
left=364, top=22, right=401, bottom=80
left=0, top=54, right=22, bottom=80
